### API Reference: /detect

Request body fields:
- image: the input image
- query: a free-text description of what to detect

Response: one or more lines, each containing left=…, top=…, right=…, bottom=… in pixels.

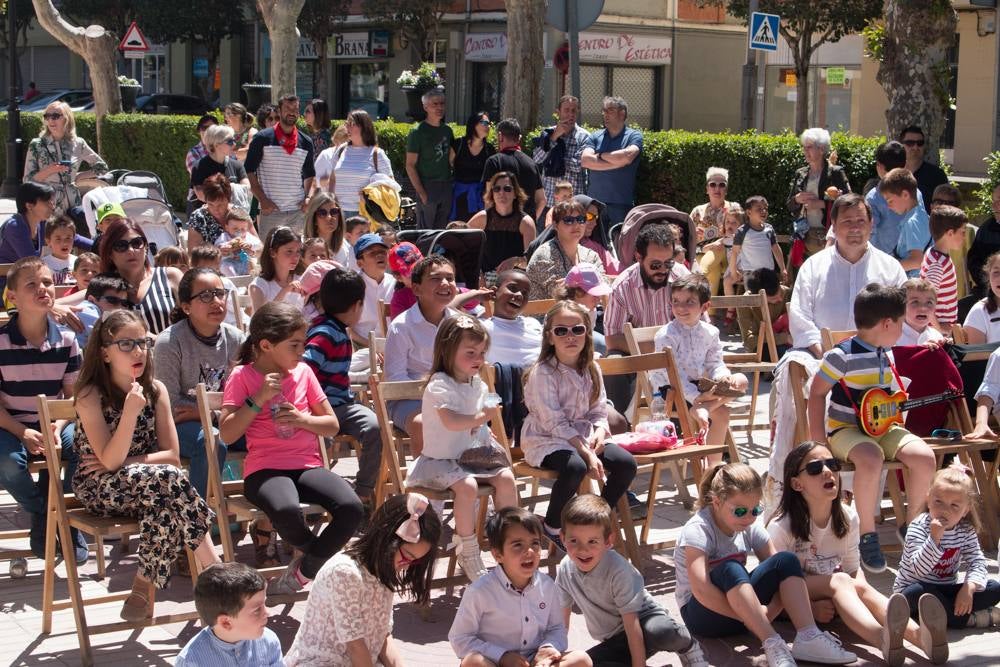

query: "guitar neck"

left=900, top=392, right=960, bottom=412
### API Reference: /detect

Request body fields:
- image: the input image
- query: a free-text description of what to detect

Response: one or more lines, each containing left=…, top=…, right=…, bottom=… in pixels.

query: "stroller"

left=80, top=169, right=184, bottom=246
left=616, top=204, right=697, bottom=270
left=119, top=198, right=181, bottom=261
left=396, top=228, right=485, bottom=290
left=360, top=173, right=417, bottom=231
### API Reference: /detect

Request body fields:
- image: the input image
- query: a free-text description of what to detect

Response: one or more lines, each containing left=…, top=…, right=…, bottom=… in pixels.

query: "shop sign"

left=577, top=32, right=672, bottom=65
left=371, top=31, right=391, bottom=58
left=331, top=32, right=371, bottom=58
left=298, top=39, right=319, bottom=60
left=826, top=67, right=846, bottom=86
left=465, top=33, right=507, bottom=62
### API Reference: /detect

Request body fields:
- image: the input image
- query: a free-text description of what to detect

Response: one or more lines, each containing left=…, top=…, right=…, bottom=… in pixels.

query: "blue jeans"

left=0, top=423, right=76, bottom=516
left=593, top=330, right=607, bottom=356
left=175, top=420, right=241, bottom=499
left=680, top=551, right=804, bottom=637
left=604, top=202, right=633, bottom=227
left=901, top=579, right=1000, bottom=628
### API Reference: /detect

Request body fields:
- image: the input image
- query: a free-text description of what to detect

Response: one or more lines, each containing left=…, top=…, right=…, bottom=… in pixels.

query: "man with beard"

left=789, top=193, right=907, bottom=359
left=604, top=223, right=689, bottom=411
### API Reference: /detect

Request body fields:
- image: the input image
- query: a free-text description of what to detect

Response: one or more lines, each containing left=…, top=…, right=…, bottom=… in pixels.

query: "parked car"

left=21, top=89, right=94, bottom=112
left=134, top=94, right=210, bottom=115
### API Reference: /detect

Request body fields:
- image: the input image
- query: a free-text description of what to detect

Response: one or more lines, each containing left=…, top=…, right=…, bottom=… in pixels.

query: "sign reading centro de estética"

left=464, top=31, right=671, bottom=65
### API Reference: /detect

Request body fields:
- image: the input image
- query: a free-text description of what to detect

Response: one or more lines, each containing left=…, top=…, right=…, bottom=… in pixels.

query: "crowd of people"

left=1, top=89, right=999, bottom=667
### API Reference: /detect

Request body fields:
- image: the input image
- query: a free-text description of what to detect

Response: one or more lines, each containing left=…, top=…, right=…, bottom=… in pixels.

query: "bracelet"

left=244, top=397, right=262, bottom=413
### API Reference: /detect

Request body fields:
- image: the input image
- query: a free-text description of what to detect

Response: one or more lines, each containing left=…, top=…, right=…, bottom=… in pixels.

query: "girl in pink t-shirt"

left=220, top=301, right=362, bottom=604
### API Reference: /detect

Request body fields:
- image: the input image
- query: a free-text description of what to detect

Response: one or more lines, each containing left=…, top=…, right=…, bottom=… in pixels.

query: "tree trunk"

left=256, top=0, right=306, bottom=102
left=313, top=38, right=328, bottom=101
left=877, top=0, right=957, bottom=165
left=31, top=0, right=121, bottom=152
left=503, top=0, right=544, bottom=127
left=793, top=32, right=814, bottom=135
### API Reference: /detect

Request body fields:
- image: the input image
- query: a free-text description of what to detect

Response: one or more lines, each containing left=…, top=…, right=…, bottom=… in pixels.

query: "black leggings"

left=540, top=443, right=637, bottom=528
left=244, top=467, right=363, bottom=579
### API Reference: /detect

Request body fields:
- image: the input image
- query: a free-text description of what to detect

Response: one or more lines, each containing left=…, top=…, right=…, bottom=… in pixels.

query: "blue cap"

left=353, top=233, right=389, bottom=257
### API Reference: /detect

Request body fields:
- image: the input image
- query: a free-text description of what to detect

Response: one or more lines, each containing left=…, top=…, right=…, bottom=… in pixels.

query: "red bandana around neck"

left=274, top=123, right=299, bottom=156
left=502, top=144, right=522, bottom=154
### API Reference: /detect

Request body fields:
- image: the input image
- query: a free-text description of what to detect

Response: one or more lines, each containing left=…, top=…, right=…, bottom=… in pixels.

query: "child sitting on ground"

left=919, top=204, right=967, bottom=327
left=483, top=269, right=543, bottom=367
left=808, top=283, right=937, bottom=574
left=737, top=267, right=791, bottom=360
left=76, top=273, right=131, bottom=349
left=674, top=462, right=857, bottom=666
left=175, top=562, right=283, bottom=666
left=67, top=251, right=99, bottom=295
left=897, top=278, right=945, bottom=347
left=216, top=207, right=262, bottom=276
left=450, top=507, right=590, bottom=667
left=42, top=217, right=78, bottom=285
left=894, top=464, right=1000, bottom=631
left=651, top=274, right=748, bottom=460
left=559, top=495, right=706, bottom=667
left=769, top=441, right=947, bottom=666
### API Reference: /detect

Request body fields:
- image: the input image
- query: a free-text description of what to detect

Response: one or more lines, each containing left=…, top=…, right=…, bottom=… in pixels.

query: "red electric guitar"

left=858, top=387, right=962, bottom=438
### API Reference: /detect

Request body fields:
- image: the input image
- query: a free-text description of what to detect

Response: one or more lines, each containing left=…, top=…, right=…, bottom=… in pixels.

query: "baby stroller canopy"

left=119, top=198, right=180, bottom=261
left=616, top=203, right=696, bottom=269
left=396, top=228, right=485, bottom=290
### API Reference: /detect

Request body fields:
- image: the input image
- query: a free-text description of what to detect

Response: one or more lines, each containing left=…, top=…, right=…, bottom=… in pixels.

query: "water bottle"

left=650, top=392, right=667, bottom=421
left=270, top=392, right=296, bottom=438
left=483, top=392, right=502, bottom=409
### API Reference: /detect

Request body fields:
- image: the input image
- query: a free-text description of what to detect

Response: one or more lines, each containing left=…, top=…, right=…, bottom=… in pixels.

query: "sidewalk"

left=2, top=385, right=1000, bottom=665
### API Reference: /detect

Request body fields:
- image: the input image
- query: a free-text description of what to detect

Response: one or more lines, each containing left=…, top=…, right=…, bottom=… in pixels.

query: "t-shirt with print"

left=733, top=223, right=778, bottom=272
left=673, top=507, right=770, bottom=608
left=221, top=362, right=327, bottom=478
left=406, top=122, right=454, bottom=183
left=42, top=253, right=76, bottom=285
left=767, top=503, right=860, bottom=576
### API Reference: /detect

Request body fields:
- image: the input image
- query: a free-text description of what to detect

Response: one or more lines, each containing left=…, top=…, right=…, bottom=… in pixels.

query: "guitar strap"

left=836, top=350, right=905, bottom=418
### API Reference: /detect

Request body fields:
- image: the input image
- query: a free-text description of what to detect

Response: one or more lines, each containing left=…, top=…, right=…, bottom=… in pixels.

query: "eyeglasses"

left=105, top=336, right=155, bottom=352
left=903, top=139, right=925, bottom=147
left=190, top=288, right=231, bottom=303
left=224, top=138, right=237, bottom=146
left=707, top=182, right=727, bottom=189
left=98, top=295, right=134, bottom=308
left=932, top=199, right=958, bottom=207
left=111, top=237, right=147, bottom=253
left=315, top=207, right=341, bottom=218
left=43, top=112, right=63, bottom=121
left=492, top=185, right=513, bottom=193
left=798, top=458, right=843, bottom=476
left=646, top=260, right=674, bottom=272
left=730, top=504, right=764, bottom=518
left=552, top=324, right=587, bottom=337
left=560, top=215, right=586, bottom=225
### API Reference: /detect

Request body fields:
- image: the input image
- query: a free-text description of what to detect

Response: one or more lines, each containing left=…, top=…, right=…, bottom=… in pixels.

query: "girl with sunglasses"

left=525, top=200, right=607, bottom=300
left=285, top=493, right=441, bottom=666
left=521, top=301, right=637, bottom=551
left=769, top=442, right=946, bottom=666
left=673, top=461, right=857, bottom=667
left=72, top=310, right=219, bottom=622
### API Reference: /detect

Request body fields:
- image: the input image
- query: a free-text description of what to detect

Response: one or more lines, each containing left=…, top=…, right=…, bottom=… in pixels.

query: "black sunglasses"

left=647, top=260, right=674, bottom=272
left=903, top=139, right=925, bottom=147
left=43, top=112, right=63, bottom=121
left=799, top=458, right=842, bottom=476
left=110, top=237, right=147, bottom=253
left=105, top=336, right=155, bottom=352
left=315, top=207, right=341, bottom=218
left=224, top=138, right=237, bottom=146
left=553, top=324, right=587, bottom=337
left=492, top=185, right=513, bottom=193
left=478, top=119, right=491, bottom=126
left=561, top=215, right=586, bottom=225
left=190, top=288, right=231, bottom=303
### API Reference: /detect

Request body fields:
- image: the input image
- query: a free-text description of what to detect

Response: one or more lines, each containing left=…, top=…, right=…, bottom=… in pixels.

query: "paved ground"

left=2, top=329, right=1000, bottom=665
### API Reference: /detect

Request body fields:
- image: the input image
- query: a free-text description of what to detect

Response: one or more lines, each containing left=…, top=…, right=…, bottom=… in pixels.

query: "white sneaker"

left=678, top=639, right=710, bottom=667
left=763, top=637, right=797, bottom=667
left=791, top=631, right=857, bottom=664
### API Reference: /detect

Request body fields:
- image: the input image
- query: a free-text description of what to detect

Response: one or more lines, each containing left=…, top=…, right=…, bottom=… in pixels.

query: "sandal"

left=249, top=520, right=281, bottom=569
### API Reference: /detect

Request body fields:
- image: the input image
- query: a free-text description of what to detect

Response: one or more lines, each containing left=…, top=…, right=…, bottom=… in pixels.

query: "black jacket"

left=785, top=163, right=852, bottom=218
left=968, top=216, right=1000, bottom=289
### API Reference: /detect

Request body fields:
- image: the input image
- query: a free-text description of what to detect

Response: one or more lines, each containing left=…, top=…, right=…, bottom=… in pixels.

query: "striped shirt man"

left=892, top=512, right=988, bottom=592
left=0, top=313, right=80, bottom=428
left=919, top=247, right=958, bottom=325
left=604, top=261, right=690, bottom=342
left=244, top=127, right=315, bottom=213
left=817, top=336, right=901, bottom=435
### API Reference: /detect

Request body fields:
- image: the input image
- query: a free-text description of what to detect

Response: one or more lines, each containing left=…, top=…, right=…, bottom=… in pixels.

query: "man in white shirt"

left=483, top=270, right=542, bottom=367
left=790, top=192, right=907, bottom=358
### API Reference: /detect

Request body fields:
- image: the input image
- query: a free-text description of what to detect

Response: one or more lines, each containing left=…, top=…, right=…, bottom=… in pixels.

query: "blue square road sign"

left=749, top=12, right=780, bottom=52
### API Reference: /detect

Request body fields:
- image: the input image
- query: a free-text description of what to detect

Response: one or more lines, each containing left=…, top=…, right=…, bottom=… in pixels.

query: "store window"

left=764, top=65, right=861, bottom=134
left=472, top=63, right=504, bottom=121
left=579, top=64, right=660, bottom=130
left=141, top=49, right=168, bottom=95
left=338, top=63, right=389, bottom=119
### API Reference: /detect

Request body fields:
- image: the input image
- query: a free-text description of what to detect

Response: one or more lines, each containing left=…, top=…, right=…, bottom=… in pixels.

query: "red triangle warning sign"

left=119, top=22, right=150, bottom=51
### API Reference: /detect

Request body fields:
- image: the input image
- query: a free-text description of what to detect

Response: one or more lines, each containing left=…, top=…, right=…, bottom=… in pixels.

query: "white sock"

left=795, top=625, right=821, bottom=641
left=544, top=523, right=560, bottom=536
left=763, top=634, right=785, bottom=648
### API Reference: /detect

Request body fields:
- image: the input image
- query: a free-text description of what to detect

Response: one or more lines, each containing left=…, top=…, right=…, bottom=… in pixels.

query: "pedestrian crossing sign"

left=749, top=12, right=780, bottom=52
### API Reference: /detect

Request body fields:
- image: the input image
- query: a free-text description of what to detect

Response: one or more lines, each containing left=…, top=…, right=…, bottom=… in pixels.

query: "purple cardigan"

left=0, top=214, right=93, bottom=288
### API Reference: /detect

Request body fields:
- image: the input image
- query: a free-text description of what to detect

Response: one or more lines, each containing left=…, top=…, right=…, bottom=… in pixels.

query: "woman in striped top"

left=315, top=110, right=392, bottom=219
left=893, top=464, right=1000, bottom=630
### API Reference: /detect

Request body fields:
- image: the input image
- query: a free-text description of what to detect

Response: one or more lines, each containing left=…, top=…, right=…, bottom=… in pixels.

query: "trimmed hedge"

left=1, top=113, right=882, bottom=233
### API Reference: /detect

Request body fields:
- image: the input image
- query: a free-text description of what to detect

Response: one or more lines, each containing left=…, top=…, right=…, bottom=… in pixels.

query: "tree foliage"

left=300, top=0, right=350, bottom=100
left=0, top=0, right=34, bottom=51
left=360, top=0, right=448, bottom=65
left=700, top=0, right=881, bottom=133
left=58, top=0, right=136, bottom=37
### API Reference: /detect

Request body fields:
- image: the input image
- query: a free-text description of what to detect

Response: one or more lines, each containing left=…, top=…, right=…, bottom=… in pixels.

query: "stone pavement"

left=2, top=385, right=1000, bottom=665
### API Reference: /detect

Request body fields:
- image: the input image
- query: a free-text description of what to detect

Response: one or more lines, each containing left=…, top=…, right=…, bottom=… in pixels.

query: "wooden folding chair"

left=378, top=298, right=393, bottom=337
left=522, top=298, right=557, bottom=317
left=0, top=460, right=46, bottom=577
left=820, top=327, right=856, bottom=353
left=195, top=384, right=333, bottom=586
left=599, top=351, right=737, bottom=556
left=951, top=323, right=968, bottom=344
left=38, top=397, right=200, bottom=667
left=368, top=375, right=495, bottom=591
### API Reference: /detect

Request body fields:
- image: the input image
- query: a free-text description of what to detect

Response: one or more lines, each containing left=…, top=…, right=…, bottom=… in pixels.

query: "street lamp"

left=1, top=0, right=22, bottom=198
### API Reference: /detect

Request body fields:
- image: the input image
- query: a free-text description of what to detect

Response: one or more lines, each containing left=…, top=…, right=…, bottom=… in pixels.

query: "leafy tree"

left=361, top=0, right=448, bottom=66
left=134, top=0, right=246, bottom=100
left=700, top=0, right=881, bottom=133
left=1, top=0, right=35, bottom=93
left=256, top=0, right=305, bottom=101
left=300, top=0, right=350, bottom=101
left=58, top=0, right=137, bottom=37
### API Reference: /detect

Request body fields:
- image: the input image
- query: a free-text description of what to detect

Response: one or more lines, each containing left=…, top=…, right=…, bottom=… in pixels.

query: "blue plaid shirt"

left=532, top=124, right=590, bottom=205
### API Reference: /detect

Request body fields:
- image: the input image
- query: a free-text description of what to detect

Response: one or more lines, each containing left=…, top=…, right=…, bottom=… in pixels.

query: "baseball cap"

left=96, top=202, right=126, bottom=224
left=353, top=233, right=389, bottom=258
left=565, top=263, right=611, bottom=296
left=298, top=260, right=339, bottom=299
left=387, top=241, right=423, bottom=278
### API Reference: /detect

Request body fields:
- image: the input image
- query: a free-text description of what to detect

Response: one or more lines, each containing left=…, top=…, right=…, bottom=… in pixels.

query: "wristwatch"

left=244, top=397, right=263, bottom=413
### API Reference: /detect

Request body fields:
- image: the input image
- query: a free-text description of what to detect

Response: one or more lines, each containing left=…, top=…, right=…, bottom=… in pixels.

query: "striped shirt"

left=919, top=247, right=958, bottom=325
left=603, top=261, right=691, bottom=339
left=138, top=267, right=176, bottom=336
left=0, top=314, right=80, bottom=427
left=244, top=127, right=315, bottom=212
left=303, top=315, right=354, bottom=407
left=314, top=144, right=393, bottom=212
left=893, top=512, right=988, bottom=592
left=817, top=336, right=901, bottom=435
